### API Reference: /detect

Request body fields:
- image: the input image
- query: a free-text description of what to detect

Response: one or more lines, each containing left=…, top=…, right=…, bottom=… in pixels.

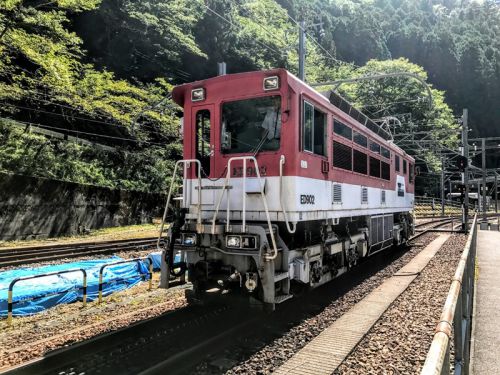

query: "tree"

left=317, top=58, right=459, bottom=171
left=0, top=0, right=179, bottom=144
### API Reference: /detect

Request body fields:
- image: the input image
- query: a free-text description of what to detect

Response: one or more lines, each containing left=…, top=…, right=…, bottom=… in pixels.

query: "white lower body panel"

left=184, top=175, right=414, bottom=222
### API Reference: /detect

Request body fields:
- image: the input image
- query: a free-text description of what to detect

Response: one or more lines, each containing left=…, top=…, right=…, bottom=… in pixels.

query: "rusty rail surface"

left=421, top=214, right=478, bottom=375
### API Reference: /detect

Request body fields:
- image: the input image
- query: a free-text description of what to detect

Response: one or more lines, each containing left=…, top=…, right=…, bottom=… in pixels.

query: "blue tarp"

left=147, top=251, right=181, bottom=271
left=0, top=256, right=150, bottom=317
left=148, top=252, right=162, bottom=271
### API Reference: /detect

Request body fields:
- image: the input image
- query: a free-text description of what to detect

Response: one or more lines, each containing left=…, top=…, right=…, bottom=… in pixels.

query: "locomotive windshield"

left=221, top=95, right=281, bottom=154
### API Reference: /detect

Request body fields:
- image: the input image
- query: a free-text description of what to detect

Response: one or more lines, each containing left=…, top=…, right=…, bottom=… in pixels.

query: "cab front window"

left=221, top=95, right=281, bottom=154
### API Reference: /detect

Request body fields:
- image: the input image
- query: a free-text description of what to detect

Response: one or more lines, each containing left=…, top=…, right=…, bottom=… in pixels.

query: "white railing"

left=157, top=159, right=202, bottom=251
left=211, top=156, right=278, bottom=260
left=279, top=155, right=297, bottom=234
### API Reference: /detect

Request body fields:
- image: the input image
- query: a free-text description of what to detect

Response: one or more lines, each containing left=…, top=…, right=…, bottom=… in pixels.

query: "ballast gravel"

left=0, top=278, right=188, bottom=370
left=226, top=234, right=440, bottom=374
left=335, top=233, right=467, bottom=375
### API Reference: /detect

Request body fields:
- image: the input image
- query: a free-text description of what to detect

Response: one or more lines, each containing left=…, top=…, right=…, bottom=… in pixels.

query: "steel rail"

left=3, top=228, right=449, bottom=374
left=0, top=238, right=159, bottom=268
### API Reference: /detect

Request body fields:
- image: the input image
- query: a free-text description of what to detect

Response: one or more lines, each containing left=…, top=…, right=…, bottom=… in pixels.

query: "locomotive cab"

left=161, top=69, right=415, bottom=309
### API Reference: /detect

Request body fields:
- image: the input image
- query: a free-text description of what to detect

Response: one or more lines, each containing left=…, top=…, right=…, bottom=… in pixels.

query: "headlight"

left=226, top=236, right=241, bottom=248
left=191, top=88, right=205, bottom=102
left=263, top=76, right=279, bottom=90
left=241, top=236, right=257, bottom=249
left=182, top=233, right=197, bottom=246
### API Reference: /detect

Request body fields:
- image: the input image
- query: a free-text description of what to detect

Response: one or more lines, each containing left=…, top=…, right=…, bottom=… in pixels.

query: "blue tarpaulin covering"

left=147, top=251, right=181, bottom=271
left=0, top=256, right=150, bottom=317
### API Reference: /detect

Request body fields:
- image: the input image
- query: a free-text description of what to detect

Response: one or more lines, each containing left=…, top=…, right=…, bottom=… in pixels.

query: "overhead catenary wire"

left=285, top=13, right=354, bottom=67
left=202, top=2, right=284, bottom=57
left=10, top=67, right=179, bottom=129
left=1, top=101, right=172, bottom=138
left=2, top=86, right=178, bottom=135
left=0, top=117, right=172, bottom=146
left=1, top=118, right=182, bottom=159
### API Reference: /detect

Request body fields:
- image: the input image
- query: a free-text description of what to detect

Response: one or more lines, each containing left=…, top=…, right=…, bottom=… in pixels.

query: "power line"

left=202, top=3, right=284, bottom=57
left=3, top=102, right=129, bottom=128
left=236, top=2, right=290, bottom=50
left=0, top=117, right=172, bottom=146
left=4, top=86, right=174, bottom=133
left=12, top=67, right=178, bottom=129
left=2, top=101, right=171, bottom=137
left=360, top=98, right=425, bottom=108
left=286, top=14, right=351, bottom=67
left=1, top=118, right=180, bottom=158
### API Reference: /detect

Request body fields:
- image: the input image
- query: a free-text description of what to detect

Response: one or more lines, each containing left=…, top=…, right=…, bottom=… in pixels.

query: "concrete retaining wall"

left=0, top=173, right=163, bottom=240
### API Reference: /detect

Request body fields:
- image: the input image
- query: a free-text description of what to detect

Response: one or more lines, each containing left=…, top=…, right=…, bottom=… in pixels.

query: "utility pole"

left=298, top=20, right=305, bottom=81
left=495, top=172, right=498, bottom=213
left=462, top=109, right=469, bottom=233
left=482, top=137, right=487, bottom=221
left=217, top=62, right=227, bottom=76
left=441, top=158, right=445, bottom=216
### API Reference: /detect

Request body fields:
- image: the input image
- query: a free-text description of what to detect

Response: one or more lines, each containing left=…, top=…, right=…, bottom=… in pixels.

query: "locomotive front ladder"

left=157, top=159, right=202, bottom=251
left=210, top=156, right=278, bottom=261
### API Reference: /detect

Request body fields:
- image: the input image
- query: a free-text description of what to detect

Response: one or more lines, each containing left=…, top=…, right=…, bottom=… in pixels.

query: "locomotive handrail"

left=211, top=156, right=279, bottom=260
left=157, top=159, right=202, bottom=252
left=279, top=155, right=297, bottom=234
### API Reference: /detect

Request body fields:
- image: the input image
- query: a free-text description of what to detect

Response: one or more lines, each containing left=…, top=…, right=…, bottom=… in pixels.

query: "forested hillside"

left=1, top=0, right=498, bottom=193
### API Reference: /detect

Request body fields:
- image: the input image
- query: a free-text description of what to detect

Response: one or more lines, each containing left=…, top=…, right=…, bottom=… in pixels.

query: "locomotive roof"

left=172, top=68, right=413, bottom=161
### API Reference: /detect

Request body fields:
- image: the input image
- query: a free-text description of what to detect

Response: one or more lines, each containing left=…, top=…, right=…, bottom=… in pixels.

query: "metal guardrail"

left=414, top=196, right=474, bottom=219
left=421, top=214, right=478, bottom=375
left=415, top=196, right=464, bottom=209
left=7, top=268, right=88, bottom=325
left=98, top=257, right=153, bottom=304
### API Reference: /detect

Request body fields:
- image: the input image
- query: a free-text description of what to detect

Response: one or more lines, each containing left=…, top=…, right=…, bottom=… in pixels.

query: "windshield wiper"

left=252, top=129, right=269, bottom=157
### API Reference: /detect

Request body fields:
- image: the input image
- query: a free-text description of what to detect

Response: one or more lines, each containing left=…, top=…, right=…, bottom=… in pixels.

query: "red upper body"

left=172, top=68, right=415, bottom=194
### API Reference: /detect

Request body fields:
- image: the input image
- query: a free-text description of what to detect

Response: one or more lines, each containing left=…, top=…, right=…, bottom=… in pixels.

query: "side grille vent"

left=361, top=187, right=368, bottom=204
left=333, top=184, right=342, bottom=204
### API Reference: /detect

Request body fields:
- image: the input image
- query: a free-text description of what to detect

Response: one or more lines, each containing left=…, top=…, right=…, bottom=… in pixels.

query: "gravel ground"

left=0, top=275, right=188, bottom=370
left=335, top=233, right=467, bottom=375
left=226, top=234, right=439, bottom=375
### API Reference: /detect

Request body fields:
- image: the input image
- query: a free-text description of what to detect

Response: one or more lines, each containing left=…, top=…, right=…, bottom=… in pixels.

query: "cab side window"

left=302, top=100, right=326, bottom=156
left=196, top=109, right=211, bottom=175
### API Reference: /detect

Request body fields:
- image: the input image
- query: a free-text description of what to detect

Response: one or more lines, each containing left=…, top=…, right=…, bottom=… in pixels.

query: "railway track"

left=2, top=228, right=448, bottom=375
left=410, top=217, right=463, bottom=242
left=0, top=237, right=161, bottom=268
left=414, top=216, right=458, bottom=229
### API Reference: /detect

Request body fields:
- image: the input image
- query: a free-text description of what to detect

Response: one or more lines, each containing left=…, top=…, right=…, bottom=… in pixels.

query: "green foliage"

left=304, top=0, right=500, bottom=137
left=0, top=0, right=179, bottom=141
left=74, top=0, right=206, bottom=80
left=314, top=58, right=459, bottom=170
left=0, top=119, right=181, bottom=192
left=2, top=0, right=496, bottom=193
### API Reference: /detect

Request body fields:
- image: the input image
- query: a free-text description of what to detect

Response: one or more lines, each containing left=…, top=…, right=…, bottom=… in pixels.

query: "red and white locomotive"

left=159, top=68, right=415, bottom=309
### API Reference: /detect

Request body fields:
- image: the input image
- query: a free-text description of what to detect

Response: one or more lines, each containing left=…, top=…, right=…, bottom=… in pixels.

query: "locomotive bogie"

left=167, top=211, right=413, bottom=309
